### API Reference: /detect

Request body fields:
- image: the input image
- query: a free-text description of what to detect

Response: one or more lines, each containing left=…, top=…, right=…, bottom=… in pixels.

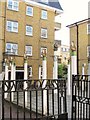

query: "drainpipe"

left=76, top=24, right=79, bottom=75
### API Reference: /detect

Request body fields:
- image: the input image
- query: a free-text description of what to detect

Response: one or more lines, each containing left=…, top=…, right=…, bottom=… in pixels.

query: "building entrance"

left=16, top=71, right=24, bottom=79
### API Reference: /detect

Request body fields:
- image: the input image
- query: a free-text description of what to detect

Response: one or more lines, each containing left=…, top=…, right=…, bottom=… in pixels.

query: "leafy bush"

left=58, top=64, right=67, bottom=78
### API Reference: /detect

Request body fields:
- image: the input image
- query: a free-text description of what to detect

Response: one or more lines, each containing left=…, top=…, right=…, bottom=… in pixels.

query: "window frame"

left=41, top=28, right=47, bottom=38
left=7, top=0, right=19, bottom=11
left=25, top=45, right=32, bottom=56
left=26, top=25, right=33, bottom=36
left=41, top=10, right=47, bottom=20
left=6, top=20, right=18, bottom=33
left=6, top=43, right=18, bottom=55
left=40, top=47, right=47, bottom=57
left=26, top=6, right=33, bottom=16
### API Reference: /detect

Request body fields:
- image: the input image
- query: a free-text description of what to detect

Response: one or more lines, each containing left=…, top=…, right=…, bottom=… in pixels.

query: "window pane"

left=13, top=1, right=19, bottom=11
left=13, top=22, right=18, bottom=32
left=7, top=21, right=12, bottom=31
left=8, top=0, right=13, bottom=9
left=6, top=43, right=11, bottom=49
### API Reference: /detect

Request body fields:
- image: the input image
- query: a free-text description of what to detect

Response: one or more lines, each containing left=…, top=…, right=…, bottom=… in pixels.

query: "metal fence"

left=72, top=75, right=90, bottom=119
left=1, top=79, right=68, bottom=120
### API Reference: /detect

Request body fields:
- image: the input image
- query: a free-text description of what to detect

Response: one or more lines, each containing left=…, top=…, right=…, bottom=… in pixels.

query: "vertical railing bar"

left=72, top=75, right=74, bottom=120
left=2, top=81, right=4, bottom=120
left=47, top=88, right=49, bottom=116
left=30, top=90, right=32, bottom=118
left=17, top=91, right=19, bottom=120
left=52, top=88, right=54, bottom=116
left=83, top=103, right=85, bottom=119
left=88, top=80, right=90, bottom=119
left=42, top=89, right=43, bottom=117
left=83, top=80, right=85, bottom=119
left=10, top=81, right=12, bottom=120
left=36, top=89, right=38, bottom=119
left=78, top=78, right=79, bottom=120
left=64, top=81, right=67, bottom=113
left=86, top=81, right=88, bottom=119
left=57, top=87, right=59, bottom=116
left=74, top=83, right=77, bottom=120
left=80, top=79, right=82, bottom=118
left=23, top=90, right=25, bottom=120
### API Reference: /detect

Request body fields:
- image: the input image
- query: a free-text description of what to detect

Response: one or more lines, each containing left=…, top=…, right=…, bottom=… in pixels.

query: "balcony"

left=55, top=22, right=61, bottom=31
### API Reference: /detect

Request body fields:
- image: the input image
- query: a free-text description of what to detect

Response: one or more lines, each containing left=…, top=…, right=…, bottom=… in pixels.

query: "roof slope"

left=31, top=0, right=63, bottom=10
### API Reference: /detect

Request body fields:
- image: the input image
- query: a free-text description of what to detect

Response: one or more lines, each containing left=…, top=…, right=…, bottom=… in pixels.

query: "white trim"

left=25, top=0, right=63, bottom=14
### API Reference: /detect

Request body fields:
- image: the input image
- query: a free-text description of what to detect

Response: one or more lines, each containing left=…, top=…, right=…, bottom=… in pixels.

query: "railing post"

left=24, top=57, right=28, bottom=107
left=88, top=58, right=90, bottom=98
left=82, top=64, right=85, bottom=91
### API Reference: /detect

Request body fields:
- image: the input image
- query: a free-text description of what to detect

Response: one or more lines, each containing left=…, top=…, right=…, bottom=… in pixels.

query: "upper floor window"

left=6, top=43, right=18, bottom=55
left=28, top=66, right=32, bottom=77
left=26, top=6, right=33, bottom=16
left=87, top=46, right=90, bottom=57
left=25, top=45, right=32, bottom=56
left=26, top=25, right=33, bottom=36
left=40, top=47, right=47, bottom=57
left=87, top=24, right=90, bottom=34
left=41, top=10, right=47, bottom=19
left=7, top=0, right=19, bottom=11
left=7, top=20, right=18, bottom=33
left=41, top=28, right=47, bottom=38
left=40, top=0, right=48, bottom=4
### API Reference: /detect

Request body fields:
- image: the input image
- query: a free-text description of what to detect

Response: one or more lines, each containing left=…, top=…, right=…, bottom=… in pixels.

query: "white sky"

left=55, top=0, right=89, bottom=46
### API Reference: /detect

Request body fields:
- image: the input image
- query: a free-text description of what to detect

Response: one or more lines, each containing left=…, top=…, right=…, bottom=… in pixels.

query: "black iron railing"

left=72, top=75, right=90, bottom=119
left=1, top=79, right=68, bottom=120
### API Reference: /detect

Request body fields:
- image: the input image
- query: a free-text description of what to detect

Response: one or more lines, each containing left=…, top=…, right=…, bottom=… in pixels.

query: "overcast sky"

left=55, top=0, right=89, bottom=46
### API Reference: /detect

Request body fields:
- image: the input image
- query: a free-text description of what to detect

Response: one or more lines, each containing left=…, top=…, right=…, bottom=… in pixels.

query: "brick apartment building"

left=0, top=0, right=63, bottom=79
left=67, top=18, right=90, bottom=74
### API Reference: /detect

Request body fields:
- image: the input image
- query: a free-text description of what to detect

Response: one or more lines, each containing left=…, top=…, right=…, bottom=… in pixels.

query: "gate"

left=72, top=75, right=90, bottom=119
left=1, top=79, right=68, bottom=120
